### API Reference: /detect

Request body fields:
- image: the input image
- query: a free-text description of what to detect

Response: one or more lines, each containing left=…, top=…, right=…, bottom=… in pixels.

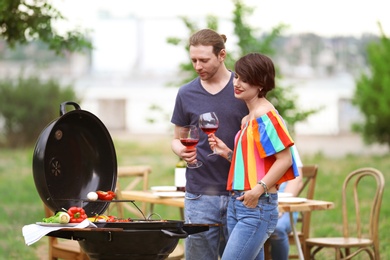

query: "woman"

left=208, top=53, right=300, bottom=260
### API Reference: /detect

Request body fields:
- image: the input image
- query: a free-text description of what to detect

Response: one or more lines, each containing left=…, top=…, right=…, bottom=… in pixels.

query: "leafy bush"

left=352, top=24, right=390, bottom=148
left=0, top=75, right=78, bottom=147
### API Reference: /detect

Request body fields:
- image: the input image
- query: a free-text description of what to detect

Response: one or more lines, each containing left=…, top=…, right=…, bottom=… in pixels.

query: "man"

left=171, top=28, right=248, bottom=259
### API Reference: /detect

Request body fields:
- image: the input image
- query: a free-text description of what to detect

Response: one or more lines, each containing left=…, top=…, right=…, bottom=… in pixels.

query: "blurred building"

left=0, top=13, right=369, bottom=136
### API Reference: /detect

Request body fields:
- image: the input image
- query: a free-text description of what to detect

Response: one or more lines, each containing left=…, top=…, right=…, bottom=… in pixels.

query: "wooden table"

left=121, top=190, right=185, bottom=219
left=121, top=191, right=334, bottom=260
left=121, top=190, right=185, bottom=208
left=279, top=199, right=334, bottom=260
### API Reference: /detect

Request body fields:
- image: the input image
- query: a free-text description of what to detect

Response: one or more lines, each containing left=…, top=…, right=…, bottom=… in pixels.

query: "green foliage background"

left=0, top=0, right=92, bottom=54
left=353, top=23, right=390, bottom=148
left=0, top=75, right=78, bottom=147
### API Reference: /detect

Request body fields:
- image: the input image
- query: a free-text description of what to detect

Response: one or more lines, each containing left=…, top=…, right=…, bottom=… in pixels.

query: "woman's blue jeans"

left=269, top=212, right=292, bottom=259
left=222, top=192, right=279, bottom=260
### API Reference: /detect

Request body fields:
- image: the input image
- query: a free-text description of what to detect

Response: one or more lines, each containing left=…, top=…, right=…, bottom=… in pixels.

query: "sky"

left=52, top=0, right=390, bottom=74
left=55, top=0, right=390, bottom=37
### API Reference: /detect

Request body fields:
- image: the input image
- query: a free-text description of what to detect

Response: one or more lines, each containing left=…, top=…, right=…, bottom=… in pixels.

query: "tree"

left=352, top=22, right=390, bottom=148
left=166, top=0, right=317, bottom=131
left=0, top=75, right=78, bottom=147
left=0, top=0, right=89, bottom=147
left=0, top=0, right=92, bottom=54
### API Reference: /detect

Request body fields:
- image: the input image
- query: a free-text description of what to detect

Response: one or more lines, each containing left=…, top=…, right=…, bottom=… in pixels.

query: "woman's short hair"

left=234, top=53, right=275, bottom=97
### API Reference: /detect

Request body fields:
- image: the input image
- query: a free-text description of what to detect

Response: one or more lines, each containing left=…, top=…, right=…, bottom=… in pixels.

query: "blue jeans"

left=222, top=192, right=278, bottom=260
left=269, top=212, right=292, bottom=260
left=184, top=192, right=229, bottom=260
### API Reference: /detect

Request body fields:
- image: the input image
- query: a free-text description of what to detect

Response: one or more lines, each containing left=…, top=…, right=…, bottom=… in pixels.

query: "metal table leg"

left=289, top=212, right=304, bottom=260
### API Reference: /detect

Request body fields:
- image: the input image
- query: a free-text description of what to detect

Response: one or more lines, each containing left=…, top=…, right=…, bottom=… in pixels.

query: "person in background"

left=170, top=29, right=248, bottom=260
left=268, top=145, right=303, bottom=259
left=208, top=52, right=300, bottom=259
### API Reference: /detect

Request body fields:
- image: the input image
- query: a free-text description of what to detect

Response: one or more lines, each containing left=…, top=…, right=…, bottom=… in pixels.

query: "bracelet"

left=258, top=180, right=269, bottom=197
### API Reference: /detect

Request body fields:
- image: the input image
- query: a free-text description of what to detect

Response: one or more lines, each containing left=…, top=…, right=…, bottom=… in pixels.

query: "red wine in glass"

left=180, top=138, right=199, bottom=149
left=200, top=126, right=218, bottom=135
left=179, top=125, right=202, bottom=168
left=199, top=112, right=220, bottom=156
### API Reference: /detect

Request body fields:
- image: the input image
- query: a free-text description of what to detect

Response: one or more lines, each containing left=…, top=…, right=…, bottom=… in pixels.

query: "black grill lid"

left=33, top=102, right=117, bottom=216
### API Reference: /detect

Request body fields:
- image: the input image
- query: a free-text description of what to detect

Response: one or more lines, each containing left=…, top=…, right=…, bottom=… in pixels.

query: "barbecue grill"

left=32, top=101, right=209, bottom=260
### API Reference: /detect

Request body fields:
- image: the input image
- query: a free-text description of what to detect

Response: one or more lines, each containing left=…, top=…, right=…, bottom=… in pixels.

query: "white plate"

left=151, top=186, right=177, bottom=192
left=155, top=191, right=185, bottom=198
left=36, top=222, right=79, bottom=227
left=278, top=192, right=293, bottom=198
left=278, top=197, right=307, bottom=204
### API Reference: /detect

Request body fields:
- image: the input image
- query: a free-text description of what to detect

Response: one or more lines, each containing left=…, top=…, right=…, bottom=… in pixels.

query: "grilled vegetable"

left=67, top=207, right=88, bottom=223
left=96, top=190, right=115, bottom=200
left=88, top=215, right=110, bottom=222
left=106, top=216, right=132, bottom=222
left=42, top=211, right=70, bottom=224
left=87, top=191, right=98, bottom=201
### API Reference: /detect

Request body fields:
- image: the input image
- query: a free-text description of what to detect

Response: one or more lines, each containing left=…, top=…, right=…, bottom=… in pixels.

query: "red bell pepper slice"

left=67, top=206, right=88, bottom=223
left=96, top=190, right=116, bottom=200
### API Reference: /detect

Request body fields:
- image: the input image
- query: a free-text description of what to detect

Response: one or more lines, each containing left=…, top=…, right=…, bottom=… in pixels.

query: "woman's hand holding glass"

left=208, top=133, right=230, bottom=161
left=199, top=112, right=220, bottom=156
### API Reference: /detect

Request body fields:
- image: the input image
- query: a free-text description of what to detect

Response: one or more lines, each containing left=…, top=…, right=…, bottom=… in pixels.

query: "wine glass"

left=199, top=112, right=220, bottom=156
left=179, top=125, right=203, bottom=168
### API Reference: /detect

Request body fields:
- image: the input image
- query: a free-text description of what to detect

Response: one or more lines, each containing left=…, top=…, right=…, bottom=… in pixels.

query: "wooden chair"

left=108, top=165, right=152, bottom=218
left=44, top=205, right=89, bottom=260
left=264, top=164, right=318, bottom=259
left=305, top=167, right=385, bottom=260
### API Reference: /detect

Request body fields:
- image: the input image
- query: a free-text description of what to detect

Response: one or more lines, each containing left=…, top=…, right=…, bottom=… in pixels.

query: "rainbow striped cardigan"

left=227, top=110, right=300, bottom=191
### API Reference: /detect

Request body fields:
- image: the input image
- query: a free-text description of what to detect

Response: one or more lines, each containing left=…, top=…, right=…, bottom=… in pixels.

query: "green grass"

left=1, top=135, right=389, bottom=259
